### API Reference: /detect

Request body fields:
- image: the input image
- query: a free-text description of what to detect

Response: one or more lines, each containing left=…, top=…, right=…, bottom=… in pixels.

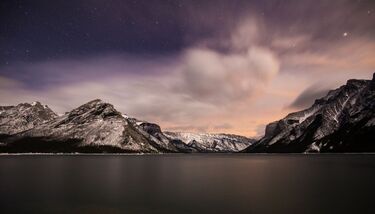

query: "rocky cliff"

left=246, top=74, right=375, bottom=153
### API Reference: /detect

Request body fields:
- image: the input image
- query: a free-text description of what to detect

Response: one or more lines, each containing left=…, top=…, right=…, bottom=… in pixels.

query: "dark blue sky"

left=2, top=0, right=374, bottom=65
left=1, top=0, right=189, bottom=63
left=1, top=0, right=256, bottom=63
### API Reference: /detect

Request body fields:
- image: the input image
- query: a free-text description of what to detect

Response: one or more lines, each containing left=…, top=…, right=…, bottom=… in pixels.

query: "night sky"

left=1, top=0, right=374, bottom=136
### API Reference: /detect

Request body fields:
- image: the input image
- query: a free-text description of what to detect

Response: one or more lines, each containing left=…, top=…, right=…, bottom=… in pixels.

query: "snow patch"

left=164, top=132, right=252, bottom=152
left=135, top=121, right=144, bottom=125
left=298, top=108, right=318, bottom=123
left=307, top=142, right=320, bottom=152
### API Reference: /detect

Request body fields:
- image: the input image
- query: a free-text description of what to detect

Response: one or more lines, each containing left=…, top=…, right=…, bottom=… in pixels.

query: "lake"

left=0, top=154, right=374, bottom=214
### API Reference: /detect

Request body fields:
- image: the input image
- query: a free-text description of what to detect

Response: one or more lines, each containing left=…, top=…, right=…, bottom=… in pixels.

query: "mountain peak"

left=0, top=101, right=57, bottom=135
left=81, top=99, right=107, bottom=108
left=248, top=74, right=375, bottom=153
left=86, top=99, right=104, bottom=104
left=345, top=79, right=368, bottom=88
left=1, top=100, right=179, bottom=153
left=67, top=99, right=121, bottom=120
left=31, top=101, right=41, bottom=106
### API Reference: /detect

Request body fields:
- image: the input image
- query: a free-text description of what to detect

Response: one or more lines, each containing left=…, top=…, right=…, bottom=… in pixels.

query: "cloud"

left=255, top=124, right=266, bottom=138
left=0, top=76, right=21, bottom=89
left=230, top=18, right=260, bottom=50
left=271, top=35, right=311, bottom=50
left=177, top=46, right=279, bottom=105
left=288, top=84, right=331, bottom=109
left=165, top=125, right=209, bottom=133
left=213, top=123, right=232, bottom=130
left=0, top=17, right=281, bottom=137
left=0, top=54, right=179, bottom=89
left=2, top=6, right=374, bottom=138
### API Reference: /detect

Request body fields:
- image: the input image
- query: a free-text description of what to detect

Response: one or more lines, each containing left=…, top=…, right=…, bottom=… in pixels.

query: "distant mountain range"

left=0, top=74, right=374, bottom=153
left=164, top=132, right=254, bottom=152
left=0, top=100, right=253, bottom=153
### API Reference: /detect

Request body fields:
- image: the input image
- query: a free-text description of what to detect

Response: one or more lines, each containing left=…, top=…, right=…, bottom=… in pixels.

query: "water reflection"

left=0, top=154, right=374, bottom=214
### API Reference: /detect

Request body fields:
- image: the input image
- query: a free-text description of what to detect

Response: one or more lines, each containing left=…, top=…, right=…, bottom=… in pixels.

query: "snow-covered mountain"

left=0, top=102, right=57, bottom=135
left=127, top=117, right=180, bottom=152
left=246, top=73, right=375, bottom=153
left=164, top=132, right=254, bottom=152
left=0, top=99, right=255, bottom=153
left=0, top=99, right=254, bottom=153
left=2, top=73, right=374, bottom=154
left=0, top=99, right=179, bottom=153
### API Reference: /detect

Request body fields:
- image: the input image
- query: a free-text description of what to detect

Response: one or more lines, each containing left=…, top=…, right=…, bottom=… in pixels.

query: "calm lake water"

left=0, top=154, right=375, bottom=214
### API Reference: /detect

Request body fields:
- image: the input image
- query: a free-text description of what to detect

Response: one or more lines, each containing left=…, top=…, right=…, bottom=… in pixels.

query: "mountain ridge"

left=245, top=74, right=375, bottom=153
left=164, top=131, right=254, bottom=152
left=1, top=74, right=373, bottom=153
left=0, top=101, right=57, bottom=135
left=0, top=99, right=254, bottom=153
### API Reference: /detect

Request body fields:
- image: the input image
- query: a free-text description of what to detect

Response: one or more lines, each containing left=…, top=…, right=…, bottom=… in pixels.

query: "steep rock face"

left=0, top=102, right=57, bottom=135
left=247, top=74, right=375, bottom=153
left=1, top=100, right=178, bottom=153
left=164, top=132, right=254, bottom=152
left=127, top=118, right=179, bottom=152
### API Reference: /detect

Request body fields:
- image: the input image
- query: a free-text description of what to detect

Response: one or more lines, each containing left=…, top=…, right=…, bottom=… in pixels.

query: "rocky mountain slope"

left=164, top=132, right=254, bottom=152
left=2, top=74, right=373, bottom=153
left=0, top=100, right=179, bottom=153
left=246, top=73, right=375, bottom=153
left=0, top=99, right=252, bottom=153
left=0, top=102, right=57, bottom=135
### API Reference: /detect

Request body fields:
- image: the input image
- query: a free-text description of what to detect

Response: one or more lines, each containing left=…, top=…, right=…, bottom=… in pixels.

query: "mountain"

left=0, top=99, right=253, bottom=153
left=0, top=101, right=57, bottom=135
left=0, top=100, right=252, bottom=153
left=164, top=132, right=254, bottom=152
left=0, top=99, right=179, bottom=153
left=246, top=73, right=375, bottom=153
left=3, top=73, right=373, bottom=154
left=126, top=117, right=180, bottom=152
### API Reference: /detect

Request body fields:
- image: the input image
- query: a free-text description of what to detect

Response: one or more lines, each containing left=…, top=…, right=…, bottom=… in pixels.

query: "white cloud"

left=177, top=46, right=279, bottom=104
left=2, top=15, right=374, bottom=137
left=0, top=18, right=281, bottom=136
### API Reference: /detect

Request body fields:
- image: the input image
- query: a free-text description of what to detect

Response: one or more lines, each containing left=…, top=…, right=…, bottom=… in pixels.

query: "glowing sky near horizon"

left=0, top=0, right=374, bottom=137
